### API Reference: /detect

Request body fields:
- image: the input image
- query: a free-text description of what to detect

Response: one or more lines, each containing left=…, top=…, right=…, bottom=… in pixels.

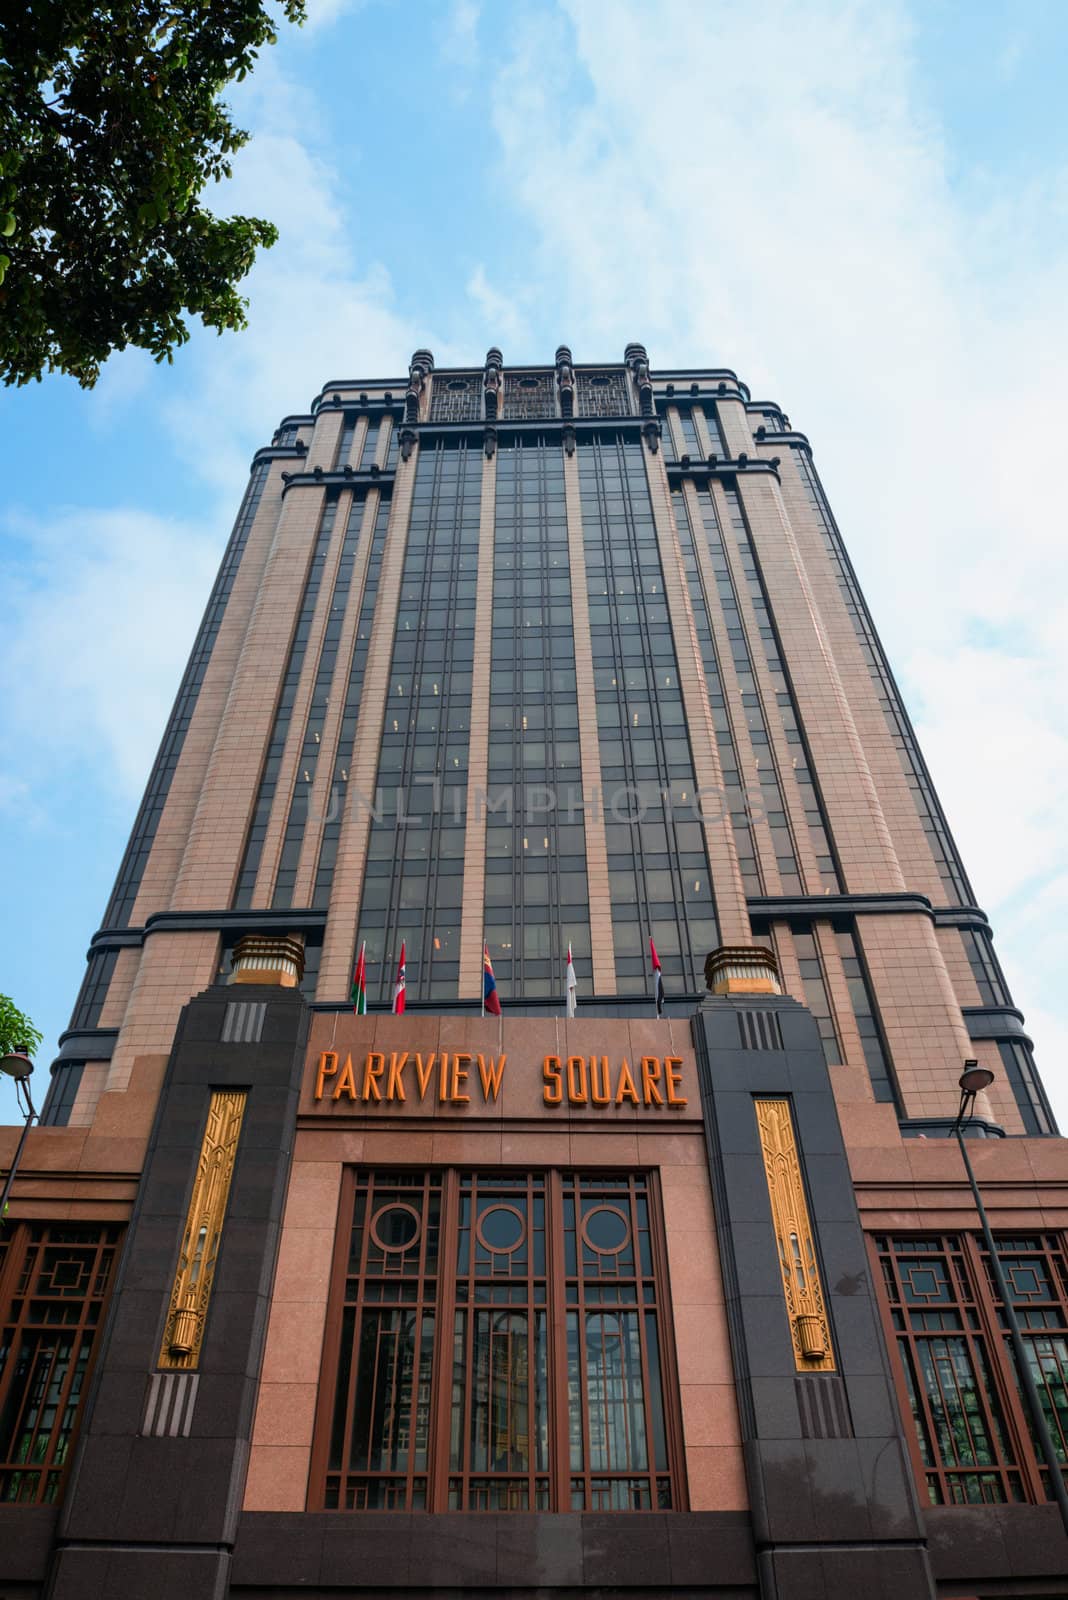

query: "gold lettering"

left=333, top=1054, right=357, bottom=1101
left=665, top=1056, right=687, bottom=1106
left=615, top=1058, right=639, bottom=1105
left=641, top=1056, right=664, bottom=1106
left=543, top=1055, right=563, bottom=1106
left=386, top=1051, right=408, bottom=1101
left=439, top=1051, right=449, bottom=1103
left=567, top=1055, right=588, bottom=1105
left=414, top=1052, right=436, bottom=1097
left=451, top=1051, right=471, bottom=1104
left=315, top=1051, right=338, bottom=1100
left=590, top=1056, right=611, bottom=1105
left=362, top=1051, right=384, bottom=1102
left=479, top=1053, right=506, bottom=1100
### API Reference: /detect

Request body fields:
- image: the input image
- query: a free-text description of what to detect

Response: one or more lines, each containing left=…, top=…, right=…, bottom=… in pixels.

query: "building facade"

left=1, top=346, right=1065, bottom=1600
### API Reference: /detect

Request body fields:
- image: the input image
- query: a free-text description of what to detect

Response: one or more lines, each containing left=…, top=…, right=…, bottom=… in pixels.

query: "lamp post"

left=0, top=1048, right=38, bottom=1226
left=951, top=1061, right=1068, bottom=1536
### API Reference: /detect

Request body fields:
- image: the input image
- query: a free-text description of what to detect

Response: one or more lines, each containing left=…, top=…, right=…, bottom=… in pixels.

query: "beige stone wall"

left=129, top=460, right=288, bottom=926
left=251, top=489, right=355, bottom=906
left=642, top=440, right=751, bottom=945
left=171, top=486, right=329, bottom=910
left=243, top=1014, right=744, bottom=1513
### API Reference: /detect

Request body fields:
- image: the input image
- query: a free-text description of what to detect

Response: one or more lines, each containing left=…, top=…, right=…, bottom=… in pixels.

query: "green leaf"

left=0, top=214, right=15, bottom=237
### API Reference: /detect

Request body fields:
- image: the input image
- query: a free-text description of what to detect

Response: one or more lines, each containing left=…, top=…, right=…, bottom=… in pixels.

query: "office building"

left=1, top=345, right=1064, bottom=1599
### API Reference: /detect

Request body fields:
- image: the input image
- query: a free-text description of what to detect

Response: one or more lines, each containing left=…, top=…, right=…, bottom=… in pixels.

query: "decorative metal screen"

left=313, top=1170, right=683, bottom=1512
left=503, top=373, right=555, bottom=420
left=875, top=1233, right=1068, bottom=1506
left=429, top=376, right=481, bottom=422
left=0, top=1223, right=123, bottom=1503
left=576, top=371, right=630, bottom=417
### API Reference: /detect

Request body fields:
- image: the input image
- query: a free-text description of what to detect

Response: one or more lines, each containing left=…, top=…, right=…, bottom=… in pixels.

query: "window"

left=0, top=1223, right=123, bottom=1503
left=39, top=1063, right=85, bottom=1127
left=313, top=1170, right=684, bottom=1512
left=875, top=1233, right=1068, bottom=1507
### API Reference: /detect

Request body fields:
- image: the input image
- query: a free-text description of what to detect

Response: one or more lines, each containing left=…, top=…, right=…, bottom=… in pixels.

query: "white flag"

left=566, top=942, right=578, bottom=1017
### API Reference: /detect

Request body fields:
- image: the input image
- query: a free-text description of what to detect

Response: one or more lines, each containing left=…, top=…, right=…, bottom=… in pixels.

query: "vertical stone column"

left=641, top=438, right=752, bottom=946
left=856, top=911, right=1020, bottom=1128
left=562, top=445, right=616, bottom=994
left=170, top=485, right=329, bottom=911
left=768, top=441, right=948, bottom=906
left=734, top=469, right=904, bottom=894
left=459, top=450, right=497, bottom=996
left=346, top=414, right=369, bottom=471
left=250, top=490, right=355, bottom=907
left=691, top=990, right=937, bottom=1600
left=717, top=483, right=822, bottom=892
left=129, top=462, right=287, bottom=926
left=304, top=406, right=344, bottom=472
left=47, top=983, right=309, bottom=1600
left=291, top=490, right=382, bottom=907
left=317, top=448, right=420, bottom=997
left=103, top=931, right=221, bottom=1098
left=679, top=477, right=784, bottom=897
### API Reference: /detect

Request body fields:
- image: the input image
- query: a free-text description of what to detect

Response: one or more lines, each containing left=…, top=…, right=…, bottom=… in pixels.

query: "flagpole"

left=481, top=936, right=485, bottom=1018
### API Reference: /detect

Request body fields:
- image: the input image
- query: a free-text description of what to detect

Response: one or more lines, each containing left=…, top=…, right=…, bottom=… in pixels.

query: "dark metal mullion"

left=962, top=1232, right=1045, bottom=1504
left=628, top=1181, right=658, bottom=1504
left=427, top=1170, right=456, bottom=1510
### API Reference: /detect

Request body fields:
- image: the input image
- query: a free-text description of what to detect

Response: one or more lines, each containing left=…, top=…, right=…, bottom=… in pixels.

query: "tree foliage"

left=0, top=0, right=306, bottom=388
left=0, top=994, right=42, bottom=1057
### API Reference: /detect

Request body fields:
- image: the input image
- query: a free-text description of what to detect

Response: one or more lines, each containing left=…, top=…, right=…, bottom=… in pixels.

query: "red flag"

left=393, top=941, right=406, bottom=1015
left=351, top=941, right=367, bottom=1015
left=483, top=943, right=502, bottom=1016
left=649, top=936, right=665, bottom=1018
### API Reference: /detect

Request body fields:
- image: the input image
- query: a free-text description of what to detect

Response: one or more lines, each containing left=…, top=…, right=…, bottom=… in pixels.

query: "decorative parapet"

left=704, top=943, right=782, bottom=996
left=229, top=932, right=305, bottom=988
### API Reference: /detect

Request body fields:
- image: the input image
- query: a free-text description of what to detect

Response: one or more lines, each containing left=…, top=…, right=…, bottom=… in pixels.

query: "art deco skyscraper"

left=53, top=344, right=1050, bottom=1135
left=2, top=346, right=1064, bottom=1600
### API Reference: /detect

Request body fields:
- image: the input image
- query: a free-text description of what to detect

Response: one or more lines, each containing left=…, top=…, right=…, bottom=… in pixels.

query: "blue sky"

left=2, top=0, right=1067, bottom=1126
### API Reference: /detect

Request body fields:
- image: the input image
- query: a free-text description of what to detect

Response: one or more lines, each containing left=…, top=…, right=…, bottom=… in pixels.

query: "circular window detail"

left=581, top=1205, right=630, bottom=1254
left=370, top=1203, right=422, bottom=1252
left=476, top=1204, right=526, bottom=1254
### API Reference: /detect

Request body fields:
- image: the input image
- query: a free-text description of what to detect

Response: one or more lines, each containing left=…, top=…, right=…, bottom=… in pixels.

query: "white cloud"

left=0, top=507, right=220, bottom=803
left=481, top=0, right=1068, bottom=1122
left=466, top=264, right=533, bottom=355
left=438, top=0, right=480, bottom=80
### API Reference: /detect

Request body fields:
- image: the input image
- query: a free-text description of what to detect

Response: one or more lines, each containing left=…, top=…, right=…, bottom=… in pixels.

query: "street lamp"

left=0, top=1048, right=38, bottom=1226
left=951, top=1061, right=1068, bottom=1535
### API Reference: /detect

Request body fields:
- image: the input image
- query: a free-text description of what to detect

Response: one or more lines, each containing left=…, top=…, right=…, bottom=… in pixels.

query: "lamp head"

left=959, top=1061, right=995, bottom=1096
left=0, top=1050, right=34, bottom=1081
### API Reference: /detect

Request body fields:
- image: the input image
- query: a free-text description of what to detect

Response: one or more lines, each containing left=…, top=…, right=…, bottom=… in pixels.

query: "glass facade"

left=356, top=440, right=481, bottom=1003
left=315, top=1169, right=681, bottom=1513
left=0, top=1224, right=122, bottom=1503
left=484, top=438, right=590, bottom=997
left=876, top=1233, right=1068, bottom=1506
left=580, top=434, right=718, bottom=993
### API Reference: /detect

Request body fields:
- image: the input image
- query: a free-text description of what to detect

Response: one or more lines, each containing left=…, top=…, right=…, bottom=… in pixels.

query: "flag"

left=351, top=941, right=367, bottom=1015
left=393, top=940, right=406, bottom=1015
left=649, top=935, right=665, bottom=1017
left=483, top=943, right=502, bottom=1016
left=566, top=941, right=578, bottom=1018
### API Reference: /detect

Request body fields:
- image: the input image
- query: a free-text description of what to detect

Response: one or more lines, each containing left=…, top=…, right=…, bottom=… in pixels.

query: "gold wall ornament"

left=753, top=1097, right=835, bottom=1372
left=159, top=1089, right=248, bottom=1370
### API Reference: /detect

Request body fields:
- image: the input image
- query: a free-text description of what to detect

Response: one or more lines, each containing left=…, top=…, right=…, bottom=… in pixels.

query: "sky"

left=1, top=0, right=1066, bottom=1128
